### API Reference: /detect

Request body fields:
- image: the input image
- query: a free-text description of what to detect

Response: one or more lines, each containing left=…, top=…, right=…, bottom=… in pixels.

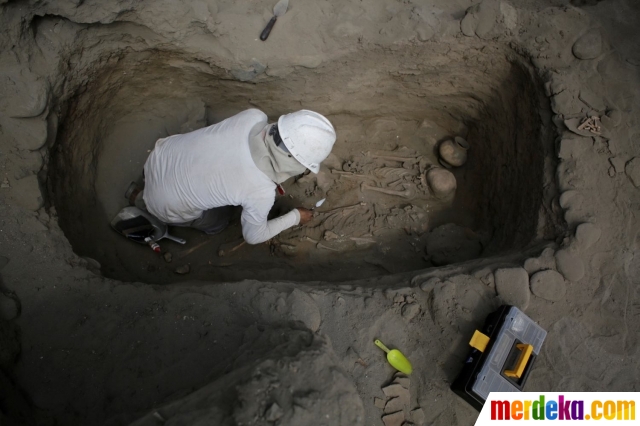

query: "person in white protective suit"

left=126, top=109, right=336, bottom=245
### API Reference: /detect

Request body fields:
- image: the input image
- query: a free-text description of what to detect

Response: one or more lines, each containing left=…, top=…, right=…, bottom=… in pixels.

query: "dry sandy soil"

left=1, top=0, right=639, bottom=425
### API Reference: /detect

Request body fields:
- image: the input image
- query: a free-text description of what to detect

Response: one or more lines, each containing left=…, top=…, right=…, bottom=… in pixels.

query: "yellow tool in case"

left=451, top=305, right=547, bottom=410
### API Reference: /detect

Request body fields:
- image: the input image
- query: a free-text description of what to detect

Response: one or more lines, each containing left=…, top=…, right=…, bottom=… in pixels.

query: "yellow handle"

left=504, top=344, right=534, bottom=379
left=374, top=339, right=390, bottom=353
left=469, top=330, right=490, bottom=353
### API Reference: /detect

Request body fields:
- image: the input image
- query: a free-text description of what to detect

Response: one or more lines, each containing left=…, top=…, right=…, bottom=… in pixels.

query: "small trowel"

left=260, top=0, right=289, bottom=41
left=375, top=339, right=413, bottom=375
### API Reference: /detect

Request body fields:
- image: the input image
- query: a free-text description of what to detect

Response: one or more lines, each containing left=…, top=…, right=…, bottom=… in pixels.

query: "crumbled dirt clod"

left=392, top=374, right=410, bottom=389
left=401, top=303, right=420, bottom=321
left=175, top=265, right=190, bottom=275
left=384, top=396, right=404, bottom=414
left=382, top=410, right=405, bottom=426
left=382, top=384, right=410, bottom=406
left=495, top=267, right=531, bottom=310
left=264, top=402, right=283, bottom=422
left=411, top=408, right=426, bottom=425
left=555, top=249, right=585, bottom=282
left=530, top=270, right=566, bottom=301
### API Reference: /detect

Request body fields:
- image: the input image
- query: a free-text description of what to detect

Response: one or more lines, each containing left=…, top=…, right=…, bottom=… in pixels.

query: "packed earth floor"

left=1, top=0, right=640, bottom=425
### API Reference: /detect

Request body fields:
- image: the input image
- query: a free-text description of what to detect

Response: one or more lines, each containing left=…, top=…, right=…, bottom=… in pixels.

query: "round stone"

left=524, top=247, right=556, bottom=274
left=559, top=190, right=582, bottom=209
left=555, top=249, right=585, bottom=282
left=575, top=223, right=601, bottom=249
left=419, top=277, right=441, bottom=292
left=426, top=168, right=457, bottom=199
left=530, top=270, right=566, bottom=301
left=572, top=29, right=602, bottom=60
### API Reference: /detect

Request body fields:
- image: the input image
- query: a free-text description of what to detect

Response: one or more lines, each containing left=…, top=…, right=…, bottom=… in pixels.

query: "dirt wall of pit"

left=48, top=39, right=559, bottom=283
left=1, top=0, right=640, bottom=425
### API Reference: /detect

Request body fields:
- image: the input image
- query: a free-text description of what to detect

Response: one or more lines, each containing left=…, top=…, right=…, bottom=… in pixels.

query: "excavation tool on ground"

left=374, top=339, right=413, bottom=375
left=311, top=198, right=326, bottom=211
left=451, top=305, right=547, bottom=410
left=260, top=0, right=289, bottom=41
left=111, top=206, right=186, bottom=253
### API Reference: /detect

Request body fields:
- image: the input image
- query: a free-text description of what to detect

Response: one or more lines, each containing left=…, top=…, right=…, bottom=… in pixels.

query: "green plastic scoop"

left=375, top=339, right=413, bottom=375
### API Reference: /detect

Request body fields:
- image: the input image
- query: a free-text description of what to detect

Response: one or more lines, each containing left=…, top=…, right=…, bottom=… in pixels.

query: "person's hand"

left=297, top=208, right=314, bottom=225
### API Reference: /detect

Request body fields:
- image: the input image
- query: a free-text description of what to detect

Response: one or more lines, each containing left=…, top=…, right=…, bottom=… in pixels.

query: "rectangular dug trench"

left=50, top=42, right=557, bottom=284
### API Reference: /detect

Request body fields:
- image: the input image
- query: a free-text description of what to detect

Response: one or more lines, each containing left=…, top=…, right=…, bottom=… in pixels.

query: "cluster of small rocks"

left=373, top=373, right=425, bottom=426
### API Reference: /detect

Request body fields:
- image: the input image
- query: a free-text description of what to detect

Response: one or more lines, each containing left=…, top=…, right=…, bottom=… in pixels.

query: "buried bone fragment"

left=369, top=152, right=422, bottom=163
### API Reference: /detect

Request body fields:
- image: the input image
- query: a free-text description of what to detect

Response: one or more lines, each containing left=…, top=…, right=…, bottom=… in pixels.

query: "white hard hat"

left=278, top=110, right=336, bottom=174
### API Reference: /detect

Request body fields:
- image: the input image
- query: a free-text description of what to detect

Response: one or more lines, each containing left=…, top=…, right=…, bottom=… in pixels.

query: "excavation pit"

left=49, top=42, right=557, bottom=284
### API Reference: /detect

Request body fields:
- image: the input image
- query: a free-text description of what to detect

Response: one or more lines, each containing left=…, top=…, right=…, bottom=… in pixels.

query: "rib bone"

left=330, top=169, right=377, bottom=182
left=316, top=202, right=367, bottom=215
left=360, top=182, right=416, bottom=199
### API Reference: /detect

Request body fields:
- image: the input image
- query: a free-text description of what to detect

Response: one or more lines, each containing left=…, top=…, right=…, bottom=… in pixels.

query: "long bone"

left=330, top=169, right=377, bottom=182
left=301, top=236, right=340, bottom=251
left=316, top=202, right=367, bottom=215
left=367, top=152, right=422, bottom=163
left=360, top=182, right=416, bottom=199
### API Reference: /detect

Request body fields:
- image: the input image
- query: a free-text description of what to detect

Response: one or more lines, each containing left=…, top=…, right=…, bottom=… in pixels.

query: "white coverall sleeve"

left=241, top=206, right=301, bottom=245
